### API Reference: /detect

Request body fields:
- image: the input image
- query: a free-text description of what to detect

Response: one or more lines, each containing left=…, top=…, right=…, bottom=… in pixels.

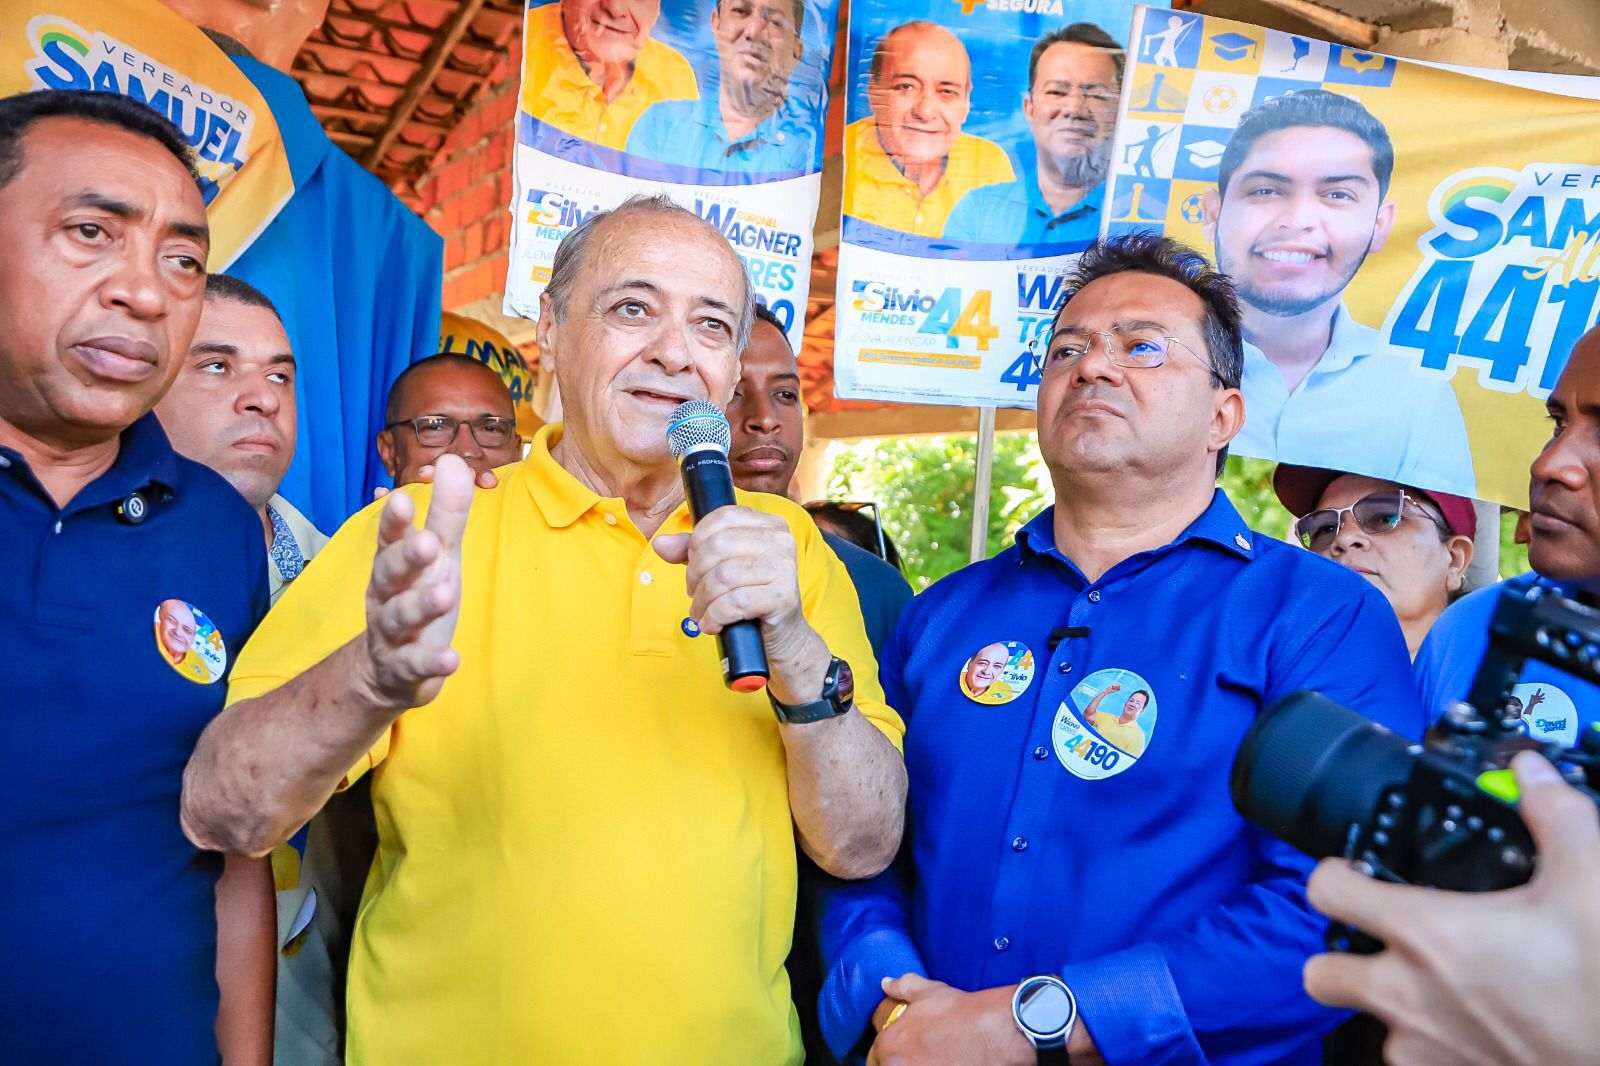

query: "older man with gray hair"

left=178, top=193, right=907, bottom=1065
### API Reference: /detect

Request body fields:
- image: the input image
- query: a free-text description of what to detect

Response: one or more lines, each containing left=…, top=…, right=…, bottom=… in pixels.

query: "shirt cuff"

left=1062, top=943, right=1205, bottom=1065
left=818, top=927, right=926, bottom=1061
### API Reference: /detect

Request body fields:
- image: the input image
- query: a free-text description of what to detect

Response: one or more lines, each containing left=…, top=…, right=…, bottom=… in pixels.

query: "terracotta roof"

left=291, top=0, right=524, bottom=208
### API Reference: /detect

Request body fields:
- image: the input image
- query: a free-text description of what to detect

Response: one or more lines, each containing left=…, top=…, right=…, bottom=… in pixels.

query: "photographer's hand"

left=1304, top=751, right=1600, bottom=1066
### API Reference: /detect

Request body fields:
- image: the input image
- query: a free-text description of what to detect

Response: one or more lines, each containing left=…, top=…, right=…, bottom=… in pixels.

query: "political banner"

left=831, top=0, right=1140, bottom=407
left=1103, top=5, right=1600, bottom=508
left=1, top=0, right=294, bottom=270
left=440, top=311, right=544, bottom=437
left=504, top=0, right=840, bottom=348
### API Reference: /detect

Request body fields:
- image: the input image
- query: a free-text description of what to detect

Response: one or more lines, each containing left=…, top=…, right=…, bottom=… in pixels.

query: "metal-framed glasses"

left=1293, top=490, right=1447, bottom=552
left=384, top=414, right=517, bottom=448
left=1040, top=330, right=1222, bottom=384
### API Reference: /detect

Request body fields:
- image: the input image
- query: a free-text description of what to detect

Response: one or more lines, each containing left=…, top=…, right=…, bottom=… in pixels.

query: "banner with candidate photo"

left=1102, top=5, right=1600, bottom=509
left=503, top=0, right=840, bottom=348
left=831, top=0, right=1141, bottom=407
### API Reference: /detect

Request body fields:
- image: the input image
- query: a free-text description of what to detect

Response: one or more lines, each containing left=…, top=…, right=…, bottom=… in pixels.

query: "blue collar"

left=690, top=92, right=804, bottom=152
left=0, top=412, right=181, bottom=513
left=1016, top=490, right=1258, bottom=572
left=1021, top=168, right=1106, bottom=225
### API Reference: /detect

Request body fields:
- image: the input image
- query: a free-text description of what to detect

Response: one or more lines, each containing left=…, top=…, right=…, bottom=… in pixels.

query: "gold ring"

left=883, top=1001, right=908, bottom=1029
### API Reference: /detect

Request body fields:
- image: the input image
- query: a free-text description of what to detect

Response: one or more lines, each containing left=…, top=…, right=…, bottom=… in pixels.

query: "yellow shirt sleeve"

left=774, top=493, right=905, bottom=752
left=226, top=488, right=432, bottom=784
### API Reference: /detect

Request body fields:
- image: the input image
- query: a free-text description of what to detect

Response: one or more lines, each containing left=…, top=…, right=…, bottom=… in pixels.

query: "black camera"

left=1231, top=582, right=1600, bottom=914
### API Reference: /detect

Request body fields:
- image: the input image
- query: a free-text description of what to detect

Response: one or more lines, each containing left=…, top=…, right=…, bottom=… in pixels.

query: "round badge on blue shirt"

left=1508, top=682, right=1578, bottom=746
left=958, top=641, right=1035, bottom=705
left=1052, top=667, right=1158, bottom=780
left=153, top=599, right=227, bottom=685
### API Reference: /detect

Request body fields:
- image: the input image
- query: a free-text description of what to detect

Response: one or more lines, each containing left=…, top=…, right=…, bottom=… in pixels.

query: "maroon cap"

left=1272, top=464, right=1477, bottom=540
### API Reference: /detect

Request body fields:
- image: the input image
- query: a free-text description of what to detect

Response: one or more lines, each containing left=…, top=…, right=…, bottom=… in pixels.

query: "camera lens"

left=1231, top=692, right=1415, bottom=860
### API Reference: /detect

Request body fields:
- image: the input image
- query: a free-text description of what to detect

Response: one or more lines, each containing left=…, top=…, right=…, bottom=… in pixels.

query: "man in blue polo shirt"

left=0, top=90, right=272, bottom=1062
left=1415, top=326, right=1600, bottom=737
left=817, top=234, right=1420, bottom=1064
left=942, top=23, right=1120, bottom=248
left=627, top=0, right=818, bottom=174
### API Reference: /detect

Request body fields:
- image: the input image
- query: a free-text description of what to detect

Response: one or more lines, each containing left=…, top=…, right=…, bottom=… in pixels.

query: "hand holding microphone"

left=653, top=401, right=830, bottom=704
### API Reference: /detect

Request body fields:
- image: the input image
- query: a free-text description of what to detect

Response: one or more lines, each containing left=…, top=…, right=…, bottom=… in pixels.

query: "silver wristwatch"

left=1012, top=974, right=1076, bottom=1063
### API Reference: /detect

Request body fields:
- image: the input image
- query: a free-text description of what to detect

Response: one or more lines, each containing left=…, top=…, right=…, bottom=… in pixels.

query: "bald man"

left=844, top=19, right=1013, bottom=237
left=376, top=354, right=524, bottom=489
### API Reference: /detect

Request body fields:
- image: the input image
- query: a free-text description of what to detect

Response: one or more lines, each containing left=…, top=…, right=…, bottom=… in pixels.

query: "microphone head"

left=666, top=400, right=731, bottom=458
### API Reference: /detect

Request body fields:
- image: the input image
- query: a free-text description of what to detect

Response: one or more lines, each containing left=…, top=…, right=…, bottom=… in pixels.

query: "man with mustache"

left=521, top=0, right=698, bottom=151
left=157, top=274, right=327, bottom=605
left=846, top=20, right=1014, bottom=239
left=943, top=23, right=1122, bottom=248
left=727, top=303, right=911, bottom=657
left=0, top=89, right=273, bottom=1063
left=179, top=194, right=906, bottom=1064
left=815, top=233, right=1417, bottom=1065
left=628, top=0, right=818, bottom=174
left=1200, top=89, right=1472, bottom=493
left=1415, top=326, right=1600, bottom=743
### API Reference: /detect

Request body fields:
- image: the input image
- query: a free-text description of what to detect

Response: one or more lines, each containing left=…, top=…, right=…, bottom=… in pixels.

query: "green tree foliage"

left=827, top=433, right=1047, bottom=589
left=828, top=437, right=1524, bottom=586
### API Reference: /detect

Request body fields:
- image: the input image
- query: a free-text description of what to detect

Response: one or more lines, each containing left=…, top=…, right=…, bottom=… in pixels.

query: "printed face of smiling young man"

left=1202, top=124, right=1394, bottom=321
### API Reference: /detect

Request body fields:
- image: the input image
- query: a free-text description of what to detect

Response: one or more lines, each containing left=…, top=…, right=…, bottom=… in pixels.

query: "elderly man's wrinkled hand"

left=655, top=506, right=827, bottom=702
left=357, top=453, right=475, bottom=710
left=1304, top=751, right=1600, bottom=1066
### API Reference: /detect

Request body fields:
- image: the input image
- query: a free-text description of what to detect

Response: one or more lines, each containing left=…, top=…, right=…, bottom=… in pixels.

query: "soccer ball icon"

left=1202, top=85, right=1237, bottom=114
left=1180, top=194, right=1206, bottom=223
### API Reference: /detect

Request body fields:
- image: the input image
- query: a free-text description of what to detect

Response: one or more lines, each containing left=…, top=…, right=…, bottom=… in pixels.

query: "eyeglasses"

left=720, top=0, right=797, bottom=37
left=1294, top=490, right=1446, bottom=552
left=384, top=415, right=517, bottom=449
left=1040, top=330, right=1222, bottom=383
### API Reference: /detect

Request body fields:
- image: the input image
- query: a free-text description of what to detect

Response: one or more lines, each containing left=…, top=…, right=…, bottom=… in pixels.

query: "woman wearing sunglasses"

left=1274, top=465, right=1476, bottom=658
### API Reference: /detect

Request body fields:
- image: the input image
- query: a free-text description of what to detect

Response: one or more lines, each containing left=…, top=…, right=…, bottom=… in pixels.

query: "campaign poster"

left=504, top=0, right=840, bottom=348
left=1104, top=5, right=1600, bottom=508
left=831, top=0, right=1141, bottom=407
left=1, top=0, right=294, bottom=271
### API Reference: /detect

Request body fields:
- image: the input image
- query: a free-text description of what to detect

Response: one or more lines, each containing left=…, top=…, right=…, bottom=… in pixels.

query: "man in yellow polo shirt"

left=1083, top=680, right=1150, bottom=757
left=845, top=20, right=1014, bottom=238
left=522, top=0, right=699, bottom=150
left=178, top=193, right=907, bottom=1065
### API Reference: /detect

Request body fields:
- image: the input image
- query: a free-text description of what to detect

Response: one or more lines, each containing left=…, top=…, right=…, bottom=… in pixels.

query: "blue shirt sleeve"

left=814, top=604, right=927, bottom=1060
left=624, top=103, right=672, bottom=160
left=1062, top=574, right=1421, bottom=1065
left=1414, top=582, right=1503, bottom=721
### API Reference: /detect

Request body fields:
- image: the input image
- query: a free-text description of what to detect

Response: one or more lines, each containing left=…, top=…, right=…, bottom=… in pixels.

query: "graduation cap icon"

left=1208, top=32, right=1258, bottom=62
left=1185, top=138, right=1227, bottom=169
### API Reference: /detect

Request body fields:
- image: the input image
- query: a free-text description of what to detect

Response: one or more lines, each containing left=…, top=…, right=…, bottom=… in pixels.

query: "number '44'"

left=920, top=289, right=1000, bottom=351
left=999, top=348, right=1042, bottom=392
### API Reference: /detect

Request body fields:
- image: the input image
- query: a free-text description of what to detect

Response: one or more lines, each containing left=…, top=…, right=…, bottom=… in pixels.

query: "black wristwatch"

left=768, top=656, right=855, bottom=724
left=1013, top=974, right=1076, bottom=1064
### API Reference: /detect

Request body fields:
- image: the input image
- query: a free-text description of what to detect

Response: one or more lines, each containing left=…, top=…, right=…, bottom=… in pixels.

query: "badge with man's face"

left=153, top=599, right=227, bottom=684
left=958, top=641, right=1035, bottom=705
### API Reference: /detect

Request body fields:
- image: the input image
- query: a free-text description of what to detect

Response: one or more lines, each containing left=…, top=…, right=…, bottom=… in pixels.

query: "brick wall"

left=418, top=35, right=521, bottom=312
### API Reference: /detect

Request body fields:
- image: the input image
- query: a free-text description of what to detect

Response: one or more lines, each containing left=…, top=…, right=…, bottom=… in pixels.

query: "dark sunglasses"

left=1294, top=490, right=1445, bottom=552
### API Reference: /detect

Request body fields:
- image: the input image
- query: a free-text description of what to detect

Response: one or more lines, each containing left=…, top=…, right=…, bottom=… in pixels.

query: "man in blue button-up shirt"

left=818, top=233, right=1421, bottom=1065
left=627, top=0, right=819, bottom=175
left=943, top=23, right=1121, bottom=249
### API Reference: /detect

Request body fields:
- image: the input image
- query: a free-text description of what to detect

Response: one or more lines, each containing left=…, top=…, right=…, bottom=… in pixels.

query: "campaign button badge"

left=1052, top=667, right=1158, bottom=780
left=153, top=599, right=227, bottom=684
left=958, top=641, right=1036, bottom=705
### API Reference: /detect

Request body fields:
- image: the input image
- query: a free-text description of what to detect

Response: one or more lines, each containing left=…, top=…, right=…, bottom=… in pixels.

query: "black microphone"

left=666, top=400, right=770, bottom=693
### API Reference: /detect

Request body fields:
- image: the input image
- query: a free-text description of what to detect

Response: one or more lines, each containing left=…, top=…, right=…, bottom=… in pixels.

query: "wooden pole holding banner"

left=969, top=406, right=997, bottom=564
